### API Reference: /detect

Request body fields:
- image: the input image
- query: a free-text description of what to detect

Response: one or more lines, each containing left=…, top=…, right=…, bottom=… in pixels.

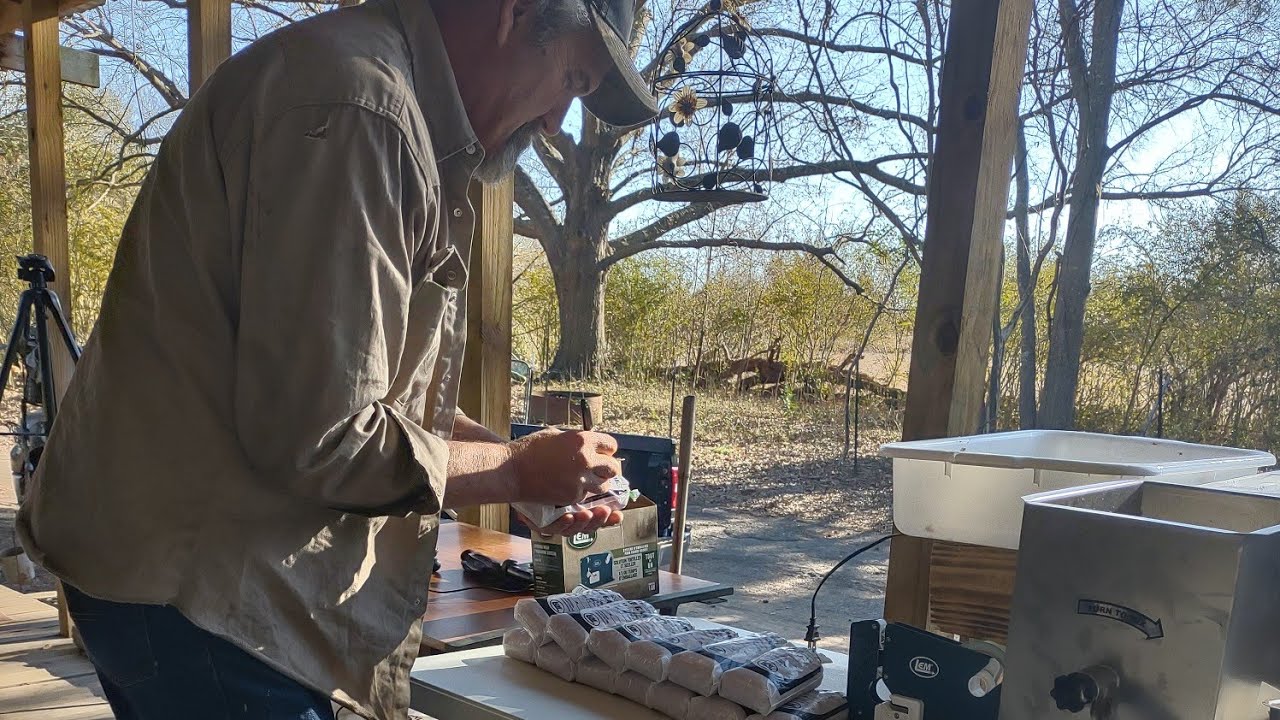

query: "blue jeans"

left=64, top=585, right=335, bottom=720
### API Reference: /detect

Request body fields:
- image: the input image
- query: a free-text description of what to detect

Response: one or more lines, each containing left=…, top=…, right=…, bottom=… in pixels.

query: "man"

left=17, top=0, right=658, bottom=717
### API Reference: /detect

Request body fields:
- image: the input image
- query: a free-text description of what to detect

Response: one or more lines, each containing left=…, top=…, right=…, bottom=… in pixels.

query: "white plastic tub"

left=880, top=430, right=1275, bottom=549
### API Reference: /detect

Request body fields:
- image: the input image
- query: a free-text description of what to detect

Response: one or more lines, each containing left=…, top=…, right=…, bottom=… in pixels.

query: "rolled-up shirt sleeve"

left=233, top=102, right=446, bottom=517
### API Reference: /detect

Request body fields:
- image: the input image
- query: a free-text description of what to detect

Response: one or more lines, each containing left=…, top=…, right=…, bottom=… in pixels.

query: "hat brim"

left=582, top=7, right=660, bottom=129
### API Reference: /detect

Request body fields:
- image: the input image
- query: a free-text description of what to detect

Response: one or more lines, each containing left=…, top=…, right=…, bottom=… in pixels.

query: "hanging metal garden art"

left=651, top=0, right=776, bottom=203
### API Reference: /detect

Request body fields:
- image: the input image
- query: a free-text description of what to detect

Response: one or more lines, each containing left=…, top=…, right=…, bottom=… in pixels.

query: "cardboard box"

left=531, top=495, right=660, bottom=599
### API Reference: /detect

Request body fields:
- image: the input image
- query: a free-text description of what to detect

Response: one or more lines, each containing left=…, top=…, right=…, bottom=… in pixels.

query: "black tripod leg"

left=0, top=293, right=34, bottom=406
left=45, top=290, right=81, bottom=361
left=31, top=293, right=58, bottom=425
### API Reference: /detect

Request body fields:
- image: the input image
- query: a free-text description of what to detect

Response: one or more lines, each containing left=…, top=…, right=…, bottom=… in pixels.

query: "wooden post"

left=669, top=395, right=695, bottom=574
left=23, top=7, right=73, bottom=639
left=883, top=0, right=1033, bottom=629
left=456, top=177, right=514, bottom=532
left=187, top=0, right=230, bottom=93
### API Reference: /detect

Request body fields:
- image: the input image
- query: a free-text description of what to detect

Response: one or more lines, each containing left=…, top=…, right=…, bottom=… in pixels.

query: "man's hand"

left=444, top=428, right=624, bottom=536
left=517, top=507, right=624, bottom=538
left=508, top=428, right=621, bottom=504
left=509, top=428, right=623, bottom=537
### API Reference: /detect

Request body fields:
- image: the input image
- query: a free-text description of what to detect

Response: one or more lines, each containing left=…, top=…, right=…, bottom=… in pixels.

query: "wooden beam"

left=22, top=8, right=73, bottom=640
left=24, top=9, right=71, bottom=367
left=187, top=0, right=230, bottom=93
left=1, top=33, right=100, bottom=87
left=883, top=0, right=1033, bottom=629
left=0, top=0, right=103, bottom=36
left=456, top=177, right=515, bottom=532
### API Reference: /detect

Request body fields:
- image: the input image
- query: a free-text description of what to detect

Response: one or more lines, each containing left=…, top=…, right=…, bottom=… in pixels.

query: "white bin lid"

left=880, top=430, right=1275, bottom=476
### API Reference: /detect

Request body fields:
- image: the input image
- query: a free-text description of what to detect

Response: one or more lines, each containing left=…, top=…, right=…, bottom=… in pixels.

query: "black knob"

left=1051, top=672, right=1100, bottom=713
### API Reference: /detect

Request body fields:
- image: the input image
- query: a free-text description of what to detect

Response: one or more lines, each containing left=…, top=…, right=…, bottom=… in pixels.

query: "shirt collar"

left=391, top=0, right=481, bottom=163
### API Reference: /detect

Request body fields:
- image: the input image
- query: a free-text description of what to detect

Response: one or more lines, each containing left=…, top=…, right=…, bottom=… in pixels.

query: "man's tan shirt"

left=18, top=0, right=481, bottom=715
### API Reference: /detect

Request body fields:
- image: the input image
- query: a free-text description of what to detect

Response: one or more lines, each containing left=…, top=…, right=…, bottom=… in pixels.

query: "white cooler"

left=881, top=430, right=1275, bottom=549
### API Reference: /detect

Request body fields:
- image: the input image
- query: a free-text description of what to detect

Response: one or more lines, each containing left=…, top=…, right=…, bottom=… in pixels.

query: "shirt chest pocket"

left=389, top=276, right=449, bottom=413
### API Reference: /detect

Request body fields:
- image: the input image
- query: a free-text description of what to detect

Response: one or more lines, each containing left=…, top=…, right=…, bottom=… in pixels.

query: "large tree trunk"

left=1039, top=0, right=1124, bottom=429
left=1013, top=124, right=1038, bottom=429
left=547, top=250, right=607, bottom=379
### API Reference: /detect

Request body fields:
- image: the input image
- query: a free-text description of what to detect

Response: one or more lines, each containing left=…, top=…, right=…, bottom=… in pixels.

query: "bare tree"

left=1035, top=0, right=1280, bottom=428
left=517, top=0, right=941, bottom=377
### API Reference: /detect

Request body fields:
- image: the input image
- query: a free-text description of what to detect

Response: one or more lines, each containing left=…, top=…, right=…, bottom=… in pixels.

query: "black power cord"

left=429, top=550, right=536, bottom=595
left=429, top=584, right=529, bottom=595
left=804, top=533, right=897, bottom=649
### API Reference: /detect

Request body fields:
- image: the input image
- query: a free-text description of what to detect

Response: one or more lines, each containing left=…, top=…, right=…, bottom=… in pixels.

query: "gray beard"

left=473, top=121, right=540, bottom=183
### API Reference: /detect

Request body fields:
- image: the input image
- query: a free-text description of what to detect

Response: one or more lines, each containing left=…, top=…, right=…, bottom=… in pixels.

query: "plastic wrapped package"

left=576, top=656, right=620, bottom=694
left=589, top=617, right=696, bottom=670
left=546, top=600, right=659, bottom=661
left=615, top=670, right=657, bottom=706
left=513, top=476, right=639, bottom=530
left=535, top=642, right=577, bottom=682
left=514, top=588, right=624, bottom=643
left=687, top=696, right=749, bottom=720
left=745, top=690, right=849, bottom=720
left=502, top=628, right=538, bottom=664
left=629, top=628, right=743, bottom=682
left=718, top=646, right=824, bottom=715
left=667, top=633, right=791, bottom=697
left=649, top=681, right=698, bottom=719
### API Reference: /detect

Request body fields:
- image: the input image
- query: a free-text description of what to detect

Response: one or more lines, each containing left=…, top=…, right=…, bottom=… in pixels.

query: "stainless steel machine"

left=1001, top=481, right=1280, bottom=719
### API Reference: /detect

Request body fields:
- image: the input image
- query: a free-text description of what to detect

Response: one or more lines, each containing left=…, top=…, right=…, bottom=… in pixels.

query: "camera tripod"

left=0, top=254, right=82, bottom=500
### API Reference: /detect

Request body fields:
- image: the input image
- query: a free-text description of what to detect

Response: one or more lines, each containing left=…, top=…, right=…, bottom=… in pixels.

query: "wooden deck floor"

left=0, top=586, right=111, bottom=719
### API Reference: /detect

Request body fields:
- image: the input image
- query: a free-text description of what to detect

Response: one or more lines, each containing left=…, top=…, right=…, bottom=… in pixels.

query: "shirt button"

left=452, top=207, right=463, bottom=218
left=446, top=270, right=457, bottom=282
left=465, top=145, right=477, bottom=155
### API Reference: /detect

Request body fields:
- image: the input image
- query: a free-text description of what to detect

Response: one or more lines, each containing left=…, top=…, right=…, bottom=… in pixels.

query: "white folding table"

left=410, top=643, right=850, bottom=720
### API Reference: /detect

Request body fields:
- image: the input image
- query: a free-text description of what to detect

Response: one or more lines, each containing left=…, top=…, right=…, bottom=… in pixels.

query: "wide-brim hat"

left=581, top=0, right=661, bottom=129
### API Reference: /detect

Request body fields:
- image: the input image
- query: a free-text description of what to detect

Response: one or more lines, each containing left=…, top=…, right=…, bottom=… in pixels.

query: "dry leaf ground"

left=535, top=380, right=901, bottom=648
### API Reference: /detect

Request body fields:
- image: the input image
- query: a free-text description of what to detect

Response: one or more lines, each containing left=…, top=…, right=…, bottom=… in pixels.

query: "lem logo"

left=567, top=532, right=596, bottom=550
left=909, top=656, right=940, bottom=679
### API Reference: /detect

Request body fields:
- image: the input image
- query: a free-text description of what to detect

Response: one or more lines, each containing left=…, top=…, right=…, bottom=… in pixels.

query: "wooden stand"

left=456, top=178, right=514, bottom=532
left=883, top=0, right=1034, bottom=639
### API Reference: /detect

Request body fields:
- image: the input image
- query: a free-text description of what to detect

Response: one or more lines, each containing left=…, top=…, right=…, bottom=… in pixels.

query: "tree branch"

left=603, top=235, right=864, bottom=293
left=1109, top=91, right=1280, bottom=157
left=752, top=27, right=931, bottom=66
left=531, top=133, right=574, bottom=193
left=513, top=166, right=558, bottom=241
left=607, top=202, right=722, bottom=261
left=66, top=17, right=186, bottom=109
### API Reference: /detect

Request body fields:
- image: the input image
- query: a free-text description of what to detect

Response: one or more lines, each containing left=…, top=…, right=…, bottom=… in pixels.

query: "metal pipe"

left=1157, top=367, right=1165, bottom=438
left=843, top=364, right=853, bottom=460
left=854, top=357, right=861, bottom=475
left=670, top=395, right=697, bottom=574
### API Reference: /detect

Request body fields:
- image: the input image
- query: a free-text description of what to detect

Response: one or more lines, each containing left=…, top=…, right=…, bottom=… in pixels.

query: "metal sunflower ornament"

left=650, top=0, right=776, bottom=203
left=668, top=87, right=708, bottom=126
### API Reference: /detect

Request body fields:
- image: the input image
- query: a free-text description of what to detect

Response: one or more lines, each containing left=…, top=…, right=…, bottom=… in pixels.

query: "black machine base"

left=848, top=620, right=1002, bottom=720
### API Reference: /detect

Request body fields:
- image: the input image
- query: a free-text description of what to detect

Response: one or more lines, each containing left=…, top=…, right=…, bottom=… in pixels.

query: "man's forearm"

left=442, top=440, right=517, bottom=509
left=452, top=409, right=506, bottom=443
